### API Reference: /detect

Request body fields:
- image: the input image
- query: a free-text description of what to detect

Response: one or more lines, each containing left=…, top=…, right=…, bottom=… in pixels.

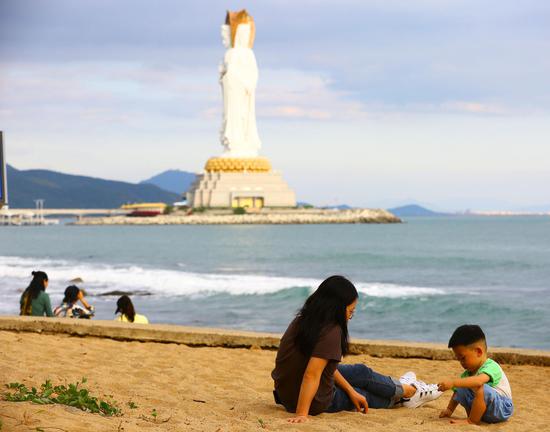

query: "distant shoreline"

left=72, top=208, right=402, bottom=225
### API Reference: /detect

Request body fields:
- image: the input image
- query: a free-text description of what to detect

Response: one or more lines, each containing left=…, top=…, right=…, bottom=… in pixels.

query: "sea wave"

left=0, top=255, right=445, bottom=299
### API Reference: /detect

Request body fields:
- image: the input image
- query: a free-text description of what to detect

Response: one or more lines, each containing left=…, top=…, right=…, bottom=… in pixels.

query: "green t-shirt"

left=459, top=358, right=512, bottom=399
left=20, top=290, right=53, bottom=317
left=461, top=358, right=501, bottom=386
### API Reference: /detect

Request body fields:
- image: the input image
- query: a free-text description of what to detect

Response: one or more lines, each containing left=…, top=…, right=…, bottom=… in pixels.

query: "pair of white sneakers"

left=398, top=371, right=442, bottom=408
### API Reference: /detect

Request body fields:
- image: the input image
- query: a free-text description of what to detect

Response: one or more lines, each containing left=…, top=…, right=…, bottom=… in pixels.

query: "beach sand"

left=0, top=329, right=548, bottom=431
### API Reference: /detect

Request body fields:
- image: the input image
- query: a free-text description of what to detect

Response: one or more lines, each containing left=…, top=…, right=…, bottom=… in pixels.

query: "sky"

left=1, top=0, right=549, bottom=211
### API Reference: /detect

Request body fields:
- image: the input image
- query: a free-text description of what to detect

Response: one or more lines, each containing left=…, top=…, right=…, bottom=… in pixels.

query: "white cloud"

left=2, top=0, right=550, bottom=209
left=440, top=101, right=507, bottom=115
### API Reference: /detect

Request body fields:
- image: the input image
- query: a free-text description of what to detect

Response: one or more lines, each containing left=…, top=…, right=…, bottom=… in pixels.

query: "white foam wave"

left=355, top=283, right=445, bottom=298
left=0, top=255, right=445, bottom=299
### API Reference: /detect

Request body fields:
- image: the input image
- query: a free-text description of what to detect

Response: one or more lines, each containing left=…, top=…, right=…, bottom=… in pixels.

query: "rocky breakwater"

left=73, top=208, right=401, bottom=225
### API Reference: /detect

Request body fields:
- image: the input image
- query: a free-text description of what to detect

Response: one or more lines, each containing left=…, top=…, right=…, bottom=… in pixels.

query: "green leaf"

left=4, top=378, right=121, bottom=417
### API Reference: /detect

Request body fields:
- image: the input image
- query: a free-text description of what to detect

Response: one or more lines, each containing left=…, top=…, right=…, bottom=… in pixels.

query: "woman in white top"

left=114, top=295, right=149, bottom=324
left=54, top=285, right=94, bottom=319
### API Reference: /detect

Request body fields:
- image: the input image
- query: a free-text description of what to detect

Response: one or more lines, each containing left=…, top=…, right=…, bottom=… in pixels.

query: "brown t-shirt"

left=271, top=317, right=342, bottom=415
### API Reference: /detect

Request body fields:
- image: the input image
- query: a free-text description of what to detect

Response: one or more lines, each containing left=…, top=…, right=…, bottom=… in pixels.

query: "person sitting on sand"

left=438, top=324, right=513, bottom=425
left=271, top=275, right=442, bottom=423
left=114, top=295, right=149, bottom=324
left=54, top=285, right=95, bottom=319
left=20, top=271, right=53, bottom=317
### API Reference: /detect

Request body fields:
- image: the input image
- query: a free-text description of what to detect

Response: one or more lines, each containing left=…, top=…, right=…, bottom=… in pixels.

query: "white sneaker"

left=399, top=371, right=417, bottom=385
left=403, top=381, right=442, bottom=408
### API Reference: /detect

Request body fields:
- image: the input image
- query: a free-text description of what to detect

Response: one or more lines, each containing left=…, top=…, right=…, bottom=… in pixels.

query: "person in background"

left=114, top=295, right=149, bottom=324
left=68, top=277, right=94, bottom=310
left=54, top=285, right=95, bottom=319
left=20, top=271, right=53, bottom=317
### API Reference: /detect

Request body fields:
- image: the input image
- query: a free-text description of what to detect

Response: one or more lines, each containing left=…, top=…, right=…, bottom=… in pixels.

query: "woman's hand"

left=334, top=370, right=368, bottom=414
left=349, top=390, right=368, bottom=413
left=288, top=415, right=308, bottom=423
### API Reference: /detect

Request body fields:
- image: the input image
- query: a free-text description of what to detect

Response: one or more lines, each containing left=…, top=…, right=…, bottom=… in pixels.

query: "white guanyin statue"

left=219, top=10, right=261, bottom=158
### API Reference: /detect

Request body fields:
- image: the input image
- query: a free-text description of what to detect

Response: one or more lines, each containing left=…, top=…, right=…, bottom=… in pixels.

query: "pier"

left=0, top=208, right=130, bottom=226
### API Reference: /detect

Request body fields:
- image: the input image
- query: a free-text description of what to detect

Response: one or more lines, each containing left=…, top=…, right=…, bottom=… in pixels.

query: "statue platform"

left=186, top=170, right=296, bottom=208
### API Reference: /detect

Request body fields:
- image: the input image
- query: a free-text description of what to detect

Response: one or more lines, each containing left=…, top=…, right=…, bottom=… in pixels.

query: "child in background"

left=114, top=295, right=149, bottom=324
left=438, top=324, right=513, bottom=425
left=54, top=285, right=95, bottom=319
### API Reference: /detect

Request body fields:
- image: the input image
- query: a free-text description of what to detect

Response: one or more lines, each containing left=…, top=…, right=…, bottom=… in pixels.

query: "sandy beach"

left=1, top=322, right=549, bottom=431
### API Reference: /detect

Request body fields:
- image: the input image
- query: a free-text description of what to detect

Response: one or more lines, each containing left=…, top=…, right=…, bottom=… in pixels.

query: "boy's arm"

left=439, top=397, right=459, bottom=418
left=438, top=373, right=490, bottom=391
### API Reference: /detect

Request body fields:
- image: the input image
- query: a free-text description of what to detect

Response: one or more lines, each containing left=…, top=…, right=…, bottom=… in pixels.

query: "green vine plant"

left=4, top=378, right=121, bottom=416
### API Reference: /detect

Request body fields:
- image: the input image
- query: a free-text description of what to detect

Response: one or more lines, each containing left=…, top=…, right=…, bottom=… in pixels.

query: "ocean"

left=1, top=216, right=549, bottom=350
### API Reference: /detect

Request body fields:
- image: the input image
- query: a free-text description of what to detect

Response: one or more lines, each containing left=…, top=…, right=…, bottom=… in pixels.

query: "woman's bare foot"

left=402, top=384, right=416, bottom=398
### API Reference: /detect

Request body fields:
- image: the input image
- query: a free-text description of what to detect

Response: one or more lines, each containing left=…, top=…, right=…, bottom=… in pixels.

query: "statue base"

left=186, top=169, right=296, bottom=209
left=204, top=157, right=271, bottom=173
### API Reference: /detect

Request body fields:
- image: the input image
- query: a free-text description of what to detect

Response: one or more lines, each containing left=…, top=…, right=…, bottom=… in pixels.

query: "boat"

left=120, top=202, right=167, bottom=217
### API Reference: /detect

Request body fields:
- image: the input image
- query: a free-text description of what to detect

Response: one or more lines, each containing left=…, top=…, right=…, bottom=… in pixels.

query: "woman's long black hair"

left=116, top=295, right=136, bottom=322
left=20, top=271, right=49, bottom=315
left=26, top=271, right=48, bottom=299
left=295, top=275, right=358, bottom=357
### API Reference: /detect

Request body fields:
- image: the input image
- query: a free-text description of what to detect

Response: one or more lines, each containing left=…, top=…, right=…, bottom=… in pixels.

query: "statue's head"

left=224, top=9, right=255, bottom=48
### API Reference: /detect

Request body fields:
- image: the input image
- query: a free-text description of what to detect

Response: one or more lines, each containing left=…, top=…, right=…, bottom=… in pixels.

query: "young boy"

left=437, top=324, right=513, bottom=425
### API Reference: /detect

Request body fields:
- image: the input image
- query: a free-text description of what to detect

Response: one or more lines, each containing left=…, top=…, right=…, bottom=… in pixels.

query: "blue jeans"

left=327, top=364, right=404, bottom=412
left=453, top=385, right=513, bottom=423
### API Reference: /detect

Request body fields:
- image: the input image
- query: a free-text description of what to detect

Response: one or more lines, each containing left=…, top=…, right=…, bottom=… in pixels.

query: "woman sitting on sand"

left=54, top=285, right=95, bottom=319
left=20, top=271, right=53, bottom=317
left=114, top=295, right=149, bottom=324
left=271, top=275, right=441, bottom=423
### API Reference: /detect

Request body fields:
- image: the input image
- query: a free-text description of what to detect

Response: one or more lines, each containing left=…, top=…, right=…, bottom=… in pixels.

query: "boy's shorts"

left=453, top=385, right=513, bottom=423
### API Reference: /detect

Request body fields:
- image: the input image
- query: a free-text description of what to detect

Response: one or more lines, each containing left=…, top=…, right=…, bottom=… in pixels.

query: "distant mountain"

left=6, top=165, right=180, bottom=208
left=388, top=204, right=447, bottom=217
left=140, top=170, right=196, bottom=195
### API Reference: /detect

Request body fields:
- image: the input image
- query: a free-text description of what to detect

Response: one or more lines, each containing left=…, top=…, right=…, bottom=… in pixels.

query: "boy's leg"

left=452, top=387, right=474, bottom=415
left=479, top=385, right=514, bottom=423
left=450, top=386, right=486, bottom=425
left=468, top=385, right=487, bottom=424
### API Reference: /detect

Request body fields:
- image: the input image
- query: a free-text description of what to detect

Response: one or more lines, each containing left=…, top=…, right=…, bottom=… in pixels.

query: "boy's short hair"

left=448, top=324, right=486, bottom=348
